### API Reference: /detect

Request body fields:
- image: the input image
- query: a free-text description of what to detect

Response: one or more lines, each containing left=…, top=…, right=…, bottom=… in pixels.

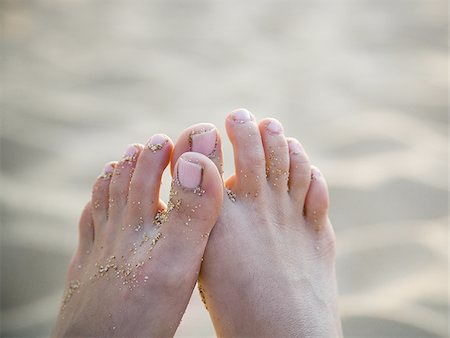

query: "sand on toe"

left=1, top=1, right=448, bottom=337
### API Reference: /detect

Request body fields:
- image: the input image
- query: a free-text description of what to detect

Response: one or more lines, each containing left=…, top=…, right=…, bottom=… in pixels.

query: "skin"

left=52, top=138, right=223, bottom=337
left=171, top=110, right=343, bottom=337
left=54, top=110, right=342, bottom=337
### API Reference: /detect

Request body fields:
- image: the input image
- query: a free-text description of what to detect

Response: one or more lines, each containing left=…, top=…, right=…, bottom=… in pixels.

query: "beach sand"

left=1, top=0, right=448, bottom=337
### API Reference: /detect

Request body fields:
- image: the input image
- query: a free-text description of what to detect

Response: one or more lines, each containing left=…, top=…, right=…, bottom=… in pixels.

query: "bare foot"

left=53, top=135, right=223, bottom=337
left=171, top=110, right=342, bottom=337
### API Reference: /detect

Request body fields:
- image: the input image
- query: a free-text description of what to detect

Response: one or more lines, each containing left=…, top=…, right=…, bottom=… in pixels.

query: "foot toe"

left=148, top=152, right=223, bottom=288
left=287, top=138, right=312, bottom=204
left=127, top=134, right=173, bottom=226
left=259, top=118, right=290, bottom=191
left=108, top=144, right=143, bottom=219
left=92, top=161, right=116, bottom=224
left=68, top=201, right=94, bottom=279
left=225, top=108, right=266, bottom=194
left=171, top=123, right=223, bottom=177
left=170, top=152, right=223, bottom=230
left=165, top=152, right=222, bottom=253
left=77, top=201, right=94, bottom=254
left=304, top=166, right=330, bottom=226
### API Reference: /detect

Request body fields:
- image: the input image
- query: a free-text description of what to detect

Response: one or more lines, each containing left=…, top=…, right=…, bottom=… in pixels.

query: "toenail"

left=266, top=120, right=283, bottom=135
left=191, top=128, right=217, bottom=156
left=288, top=140, right=302, bottom=154
left=123, top=144, right=139, bottom=161
left=177, top=157, right=202, bottom=189
left=311, top=167, right=322, bottom=180
left=231, top=108, right=252, bottom=123
left=99, top=162, right=115, bottom=178
left=147, top=134, right=168, bottom=152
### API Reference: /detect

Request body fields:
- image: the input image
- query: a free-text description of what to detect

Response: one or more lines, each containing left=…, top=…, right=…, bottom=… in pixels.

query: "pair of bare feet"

left=53, top=109, right=342, bottom=337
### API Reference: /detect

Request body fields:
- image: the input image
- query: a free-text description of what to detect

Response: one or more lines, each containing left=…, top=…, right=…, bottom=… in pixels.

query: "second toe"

left=259, top=118, right=290, bottom=192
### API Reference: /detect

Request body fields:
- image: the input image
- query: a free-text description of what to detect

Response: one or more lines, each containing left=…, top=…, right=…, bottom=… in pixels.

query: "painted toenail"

left=147, top=134, right=167, bottom=152
left=99, top=162, right=115, bottom=178
left=288, top=140, right=302, bottom=154
left=191, top=128, right=217, bottom=156
left=232, top=108, right=252, bottom=123
left=266, top=120, right=283, bottom=135
left=177, top=157, right=202, bottom=189
left=123, top=144, right=139, bottom=161
left=311, top=167, right=322, bottom=180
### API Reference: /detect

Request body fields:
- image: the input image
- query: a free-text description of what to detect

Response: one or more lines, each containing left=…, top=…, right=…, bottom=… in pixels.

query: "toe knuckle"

left=246, top=152, right=265, bottom=168
left=320, top=227, right=337, bottom=255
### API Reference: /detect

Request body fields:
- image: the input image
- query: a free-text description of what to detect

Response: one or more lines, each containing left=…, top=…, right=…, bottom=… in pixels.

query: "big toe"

left=171, top=123, right=223, bottom=177
left=159, top=152, right=223, bottom=271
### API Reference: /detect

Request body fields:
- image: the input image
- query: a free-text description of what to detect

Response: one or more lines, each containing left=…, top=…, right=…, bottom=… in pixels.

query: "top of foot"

left=171, top=109, right=342, bottom=338
left=53, top=135, right=223, bottom=337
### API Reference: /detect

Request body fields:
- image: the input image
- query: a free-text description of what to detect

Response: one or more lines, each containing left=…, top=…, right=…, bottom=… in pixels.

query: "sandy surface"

left=1, top=1, right=448, bottom=337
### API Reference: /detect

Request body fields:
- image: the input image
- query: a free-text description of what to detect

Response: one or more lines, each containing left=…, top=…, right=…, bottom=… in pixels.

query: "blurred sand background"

left=0, top=0, right=448, bottom=337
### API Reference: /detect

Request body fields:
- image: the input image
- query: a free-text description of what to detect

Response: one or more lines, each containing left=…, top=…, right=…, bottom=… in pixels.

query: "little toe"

left=91, top=161, right=116, bottom=225
left=77, top=201, right=94, bottom=255
left=171, top=123, right=223, bottom=177
left=225, top=108, right=266, bottom=193
left=127, top=134, right=173, bottom=226
left=67, top=201, right=94, bottom=279
left=304, top=166, right=330, bottom=228
left=287, top=138, right=312, bottom=204
left=259, top=118, right=290, bottom=191
left=108, top=144, right=143, bottom=219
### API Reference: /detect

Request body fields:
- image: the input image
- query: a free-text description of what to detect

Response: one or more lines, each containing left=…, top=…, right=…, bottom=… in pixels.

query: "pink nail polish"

left=123, top=144, right=139, bottom=161
left=232, top=108, right=252, bottom=123
left=177, top=157, right=202, bottom=189
left=266, top=120, right=283, bottom=135
left=191, top=128, right=217, bottom=156
left=147, top=134, right=167, bottom=152
left=100, top=162, right=115, bottom=178
left=311, top=167, right=322, bottom=180
left=288, top=141, right=302, bottom=154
